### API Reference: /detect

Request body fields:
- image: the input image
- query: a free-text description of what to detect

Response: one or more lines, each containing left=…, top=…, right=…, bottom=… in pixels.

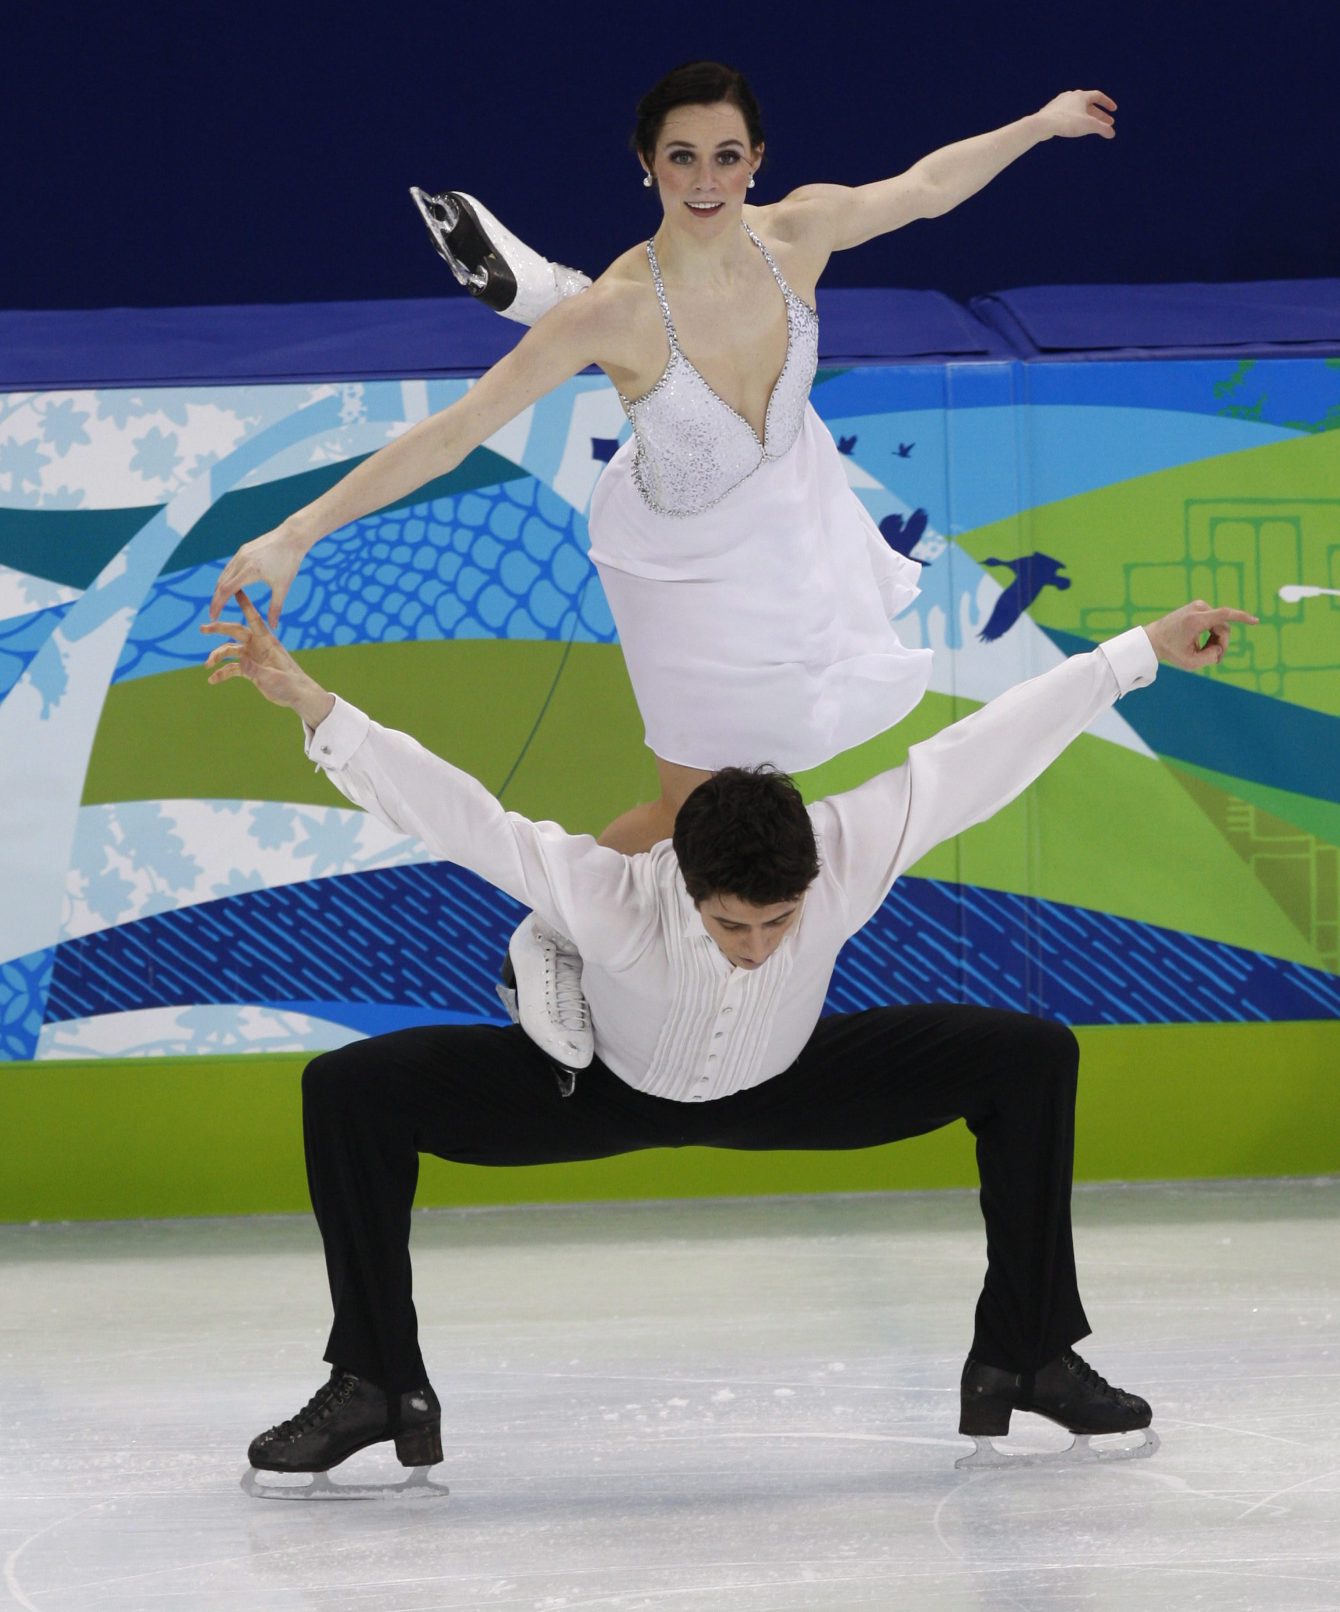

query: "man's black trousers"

left=302, top=1005, right=1091, bottom=1395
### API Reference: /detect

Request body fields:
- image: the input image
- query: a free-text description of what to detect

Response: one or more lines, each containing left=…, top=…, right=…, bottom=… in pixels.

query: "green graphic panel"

left=962, top=428, right=1340, bottom=715
left=84, top=641, right=655, bottom=835
left=5, top=1021, right=1336, bottom=1223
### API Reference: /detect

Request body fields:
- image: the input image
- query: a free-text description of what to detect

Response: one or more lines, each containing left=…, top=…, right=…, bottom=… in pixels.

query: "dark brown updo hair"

left=632, top=61, right=766, bottom=166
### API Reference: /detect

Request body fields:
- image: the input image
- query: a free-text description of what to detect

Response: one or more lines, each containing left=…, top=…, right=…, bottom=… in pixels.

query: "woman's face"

left=644, top=101, right=762, bottom=232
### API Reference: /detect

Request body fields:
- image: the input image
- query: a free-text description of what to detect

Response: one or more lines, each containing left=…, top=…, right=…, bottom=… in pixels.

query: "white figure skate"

left=409, top=188, right=591, bottom=325
left=499, top=913, right=594, bottom=1071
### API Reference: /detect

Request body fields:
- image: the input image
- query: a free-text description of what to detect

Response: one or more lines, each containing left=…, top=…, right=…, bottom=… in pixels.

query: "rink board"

left=3, top=1021, right=1339, bottom=1221
left=3, top=339, right=1340, bottom=1217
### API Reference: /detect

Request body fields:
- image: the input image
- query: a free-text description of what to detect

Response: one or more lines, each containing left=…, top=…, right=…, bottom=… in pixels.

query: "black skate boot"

left=243, top=1368, right=448, bottom=1500
left=957, top=1349, right=1158, bottom=1470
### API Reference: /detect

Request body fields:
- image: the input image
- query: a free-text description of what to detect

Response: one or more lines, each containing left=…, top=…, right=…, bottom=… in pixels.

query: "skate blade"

left=955, top=1427, right=1159, bottom=1471
left=408, top=187, right=489, bottom=291
left=242, top=1464, right=450, bottom=1502
left=409, top=187, right=519, bottom=310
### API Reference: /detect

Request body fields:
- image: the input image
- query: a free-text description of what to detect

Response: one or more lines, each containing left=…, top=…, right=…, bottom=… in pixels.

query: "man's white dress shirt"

left=305, top=629, right=1157, bottom=1102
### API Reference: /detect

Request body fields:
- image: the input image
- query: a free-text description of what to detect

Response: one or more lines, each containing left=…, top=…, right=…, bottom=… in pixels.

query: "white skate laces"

left=506, top=915, right=595, bottom=1069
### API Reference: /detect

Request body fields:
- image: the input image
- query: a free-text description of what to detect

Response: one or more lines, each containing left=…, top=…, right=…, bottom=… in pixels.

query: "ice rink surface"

left=2, top=1179, right=1337, bottom=1612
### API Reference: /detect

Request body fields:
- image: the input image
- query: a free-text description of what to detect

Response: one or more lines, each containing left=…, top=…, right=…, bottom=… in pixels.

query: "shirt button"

left=320, top=745, right=331, bottom=755
left=721, top=1006, right=734, bottom=1016
left=712, top=1031, right=723, bottom=1040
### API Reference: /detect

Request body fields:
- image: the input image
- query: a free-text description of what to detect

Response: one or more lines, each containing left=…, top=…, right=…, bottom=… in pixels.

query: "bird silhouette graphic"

left=590, top=437, right=620, bottom=463
left=979, top=553, right=1071, bottom=642
left=879, top=508, right=929, bottom=560
left=837, top=434, right=857, bottom=455
left=896, top=442, right=915, bottom=458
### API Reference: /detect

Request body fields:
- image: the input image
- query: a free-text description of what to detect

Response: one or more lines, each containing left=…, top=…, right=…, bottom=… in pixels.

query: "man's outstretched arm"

left=820, top=603, right=1257, bottom=930
left=200, top=593, right=649, bottom=962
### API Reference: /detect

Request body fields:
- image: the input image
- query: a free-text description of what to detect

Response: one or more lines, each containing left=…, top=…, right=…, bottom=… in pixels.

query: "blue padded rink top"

left=0, top=286, right=1011, bottom=388
left=1, top=286, right=1337, bottom=1610
left=3, top=277, right=1338, bottom=388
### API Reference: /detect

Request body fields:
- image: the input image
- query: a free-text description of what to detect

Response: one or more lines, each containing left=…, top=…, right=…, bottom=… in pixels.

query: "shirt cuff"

left=1098, top=627, right=1159, bottom=696
left=303, top=695, right=370, bottom=769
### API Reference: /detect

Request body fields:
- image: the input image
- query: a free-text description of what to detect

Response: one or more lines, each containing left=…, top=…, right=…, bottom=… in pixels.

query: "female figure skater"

left=211, top=63, right=1117, bottom=1060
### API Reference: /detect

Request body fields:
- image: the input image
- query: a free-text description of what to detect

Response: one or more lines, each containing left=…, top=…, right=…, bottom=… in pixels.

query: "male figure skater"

left=203, top=592, right=1253, bottom=1488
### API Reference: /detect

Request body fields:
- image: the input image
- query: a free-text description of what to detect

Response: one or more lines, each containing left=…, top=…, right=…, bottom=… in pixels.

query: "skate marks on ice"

left=2, top=1183, right=1339, bottom=1611
left=240, top=1462, right=449, bottom=1502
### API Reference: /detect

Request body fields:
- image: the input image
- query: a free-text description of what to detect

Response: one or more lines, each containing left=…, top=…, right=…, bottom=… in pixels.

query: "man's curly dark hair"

left=672, top=765, right=820, bottom=906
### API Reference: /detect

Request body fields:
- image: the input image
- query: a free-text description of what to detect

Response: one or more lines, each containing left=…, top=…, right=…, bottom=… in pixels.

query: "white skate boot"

left=498, top=913, right=594, bottom=1071
left=409, top=188, right=592, bottom=325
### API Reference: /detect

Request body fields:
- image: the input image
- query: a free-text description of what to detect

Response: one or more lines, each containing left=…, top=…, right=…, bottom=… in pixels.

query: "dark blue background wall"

left=6, top=0, right=1333, bottom=310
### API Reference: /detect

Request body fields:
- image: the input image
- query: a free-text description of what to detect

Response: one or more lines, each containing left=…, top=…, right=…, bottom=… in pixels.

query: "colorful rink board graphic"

left=3, top=348, right=1340, bottom=1210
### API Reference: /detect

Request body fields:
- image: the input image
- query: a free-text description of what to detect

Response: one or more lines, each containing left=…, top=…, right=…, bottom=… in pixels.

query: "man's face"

left=697, top=892, right=803, bottom=970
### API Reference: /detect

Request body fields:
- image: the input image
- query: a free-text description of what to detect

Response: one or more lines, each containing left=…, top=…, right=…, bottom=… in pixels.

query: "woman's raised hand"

left=1036, top=90, right=1117, bottom=140
left=208, top=524, right=310, bottom=626
left=201, top=590, right=333, bottom=724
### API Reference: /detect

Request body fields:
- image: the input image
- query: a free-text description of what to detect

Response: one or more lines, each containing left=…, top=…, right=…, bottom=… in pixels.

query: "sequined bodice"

left=617, top=224, right=819, bottom=518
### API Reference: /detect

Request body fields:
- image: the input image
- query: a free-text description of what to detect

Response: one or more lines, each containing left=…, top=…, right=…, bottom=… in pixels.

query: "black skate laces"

left=1062, top=1351, right=1127, bottom=1401
left=273, top=1372, right=360, bottom=1437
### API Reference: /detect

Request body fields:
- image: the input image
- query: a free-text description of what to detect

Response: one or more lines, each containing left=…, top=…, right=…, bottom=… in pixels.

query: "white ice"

left=2, top=1179, right=1338, bottom=1611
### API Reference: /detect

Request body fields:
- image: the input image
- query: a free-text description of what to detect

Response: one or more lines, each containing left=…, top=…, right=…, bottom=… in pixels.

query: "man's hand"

left=1143, top=600, right=1258, bottom=670
left=1035, top=89, right=1117, bottom=140
left=208, top=523, right=310, bottom=626
left=201, top=590, right=335, bottom=727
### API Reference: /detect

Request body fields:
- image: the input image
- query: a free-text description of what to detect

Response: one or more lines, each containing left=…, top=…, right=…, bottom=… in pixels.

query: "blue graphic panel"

left=824, top=881, right=1340, bottom=1025
left=1, top=949, right=55, bottom=1060
left=113, top=477, right=617, bottom=682
left=44, top=869, right=1340, bottom=1034
left=46, top=864, right=525, bottom=1025
left=0, top=602, right=77, bottom=704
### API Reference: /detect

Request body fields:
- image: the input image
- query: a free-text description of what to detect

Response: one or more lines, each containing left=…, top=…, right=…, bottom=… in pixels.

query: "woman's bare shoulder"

left=592, top=242, right=656, bottom=298
left=563, top=249, right=659, bottom=338
left=519, top=246, right=660, bottom=381
left=740, top=202, right=828, bottom=301
left=743, top=195, right=836, bottom=247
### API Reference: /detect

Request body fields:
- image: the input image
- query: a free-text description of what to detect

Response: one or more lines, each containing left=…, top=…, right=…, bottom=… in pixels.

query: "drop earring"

left=748, top=176, right=756, bottom=189
left=642, top=172, right=653, bottom=188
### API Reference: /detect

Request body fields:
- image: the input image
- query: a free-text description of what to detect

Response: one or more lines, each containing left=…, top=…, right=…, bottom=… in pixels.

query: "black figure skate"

left=243, top=1368, right=449, bottom=1500
left=957, top=1349, right=1159, bottom=1470
left=409, top=188, right=591, bottom=325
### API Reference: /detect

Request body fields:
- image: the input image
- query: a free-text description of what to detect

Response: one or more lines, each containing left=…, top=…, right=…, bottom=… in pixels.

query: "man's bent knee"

left=1030, top=1017, right=1080, bottom=1076
left=302, top=1045, right=371, bottom=1110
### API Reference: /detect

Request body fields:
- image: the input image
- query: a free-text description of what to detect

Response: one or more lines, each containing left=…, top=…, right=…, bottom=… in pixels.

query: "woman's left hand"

left=1036, top=89, right=1117, bottom=140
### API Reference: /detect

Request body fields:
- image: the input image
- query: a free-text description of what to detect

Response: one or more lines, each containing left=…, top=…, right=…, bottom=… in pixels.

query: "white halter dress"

left=587, top=224, right=932, bottom=773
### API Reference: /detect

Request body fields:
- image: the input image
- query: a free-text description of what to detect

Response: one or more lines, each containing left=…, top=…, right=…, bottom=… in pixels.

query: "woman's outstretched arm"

left=771, top=90, right=1116, bottom=256
left=208, top=280, right=634, bottom=624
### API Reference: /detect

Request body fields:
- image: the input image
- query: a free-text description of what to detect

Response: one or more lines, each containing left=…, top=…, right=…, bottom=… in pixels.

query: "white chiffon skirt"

left=586, top=404, right=933, bottom=773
